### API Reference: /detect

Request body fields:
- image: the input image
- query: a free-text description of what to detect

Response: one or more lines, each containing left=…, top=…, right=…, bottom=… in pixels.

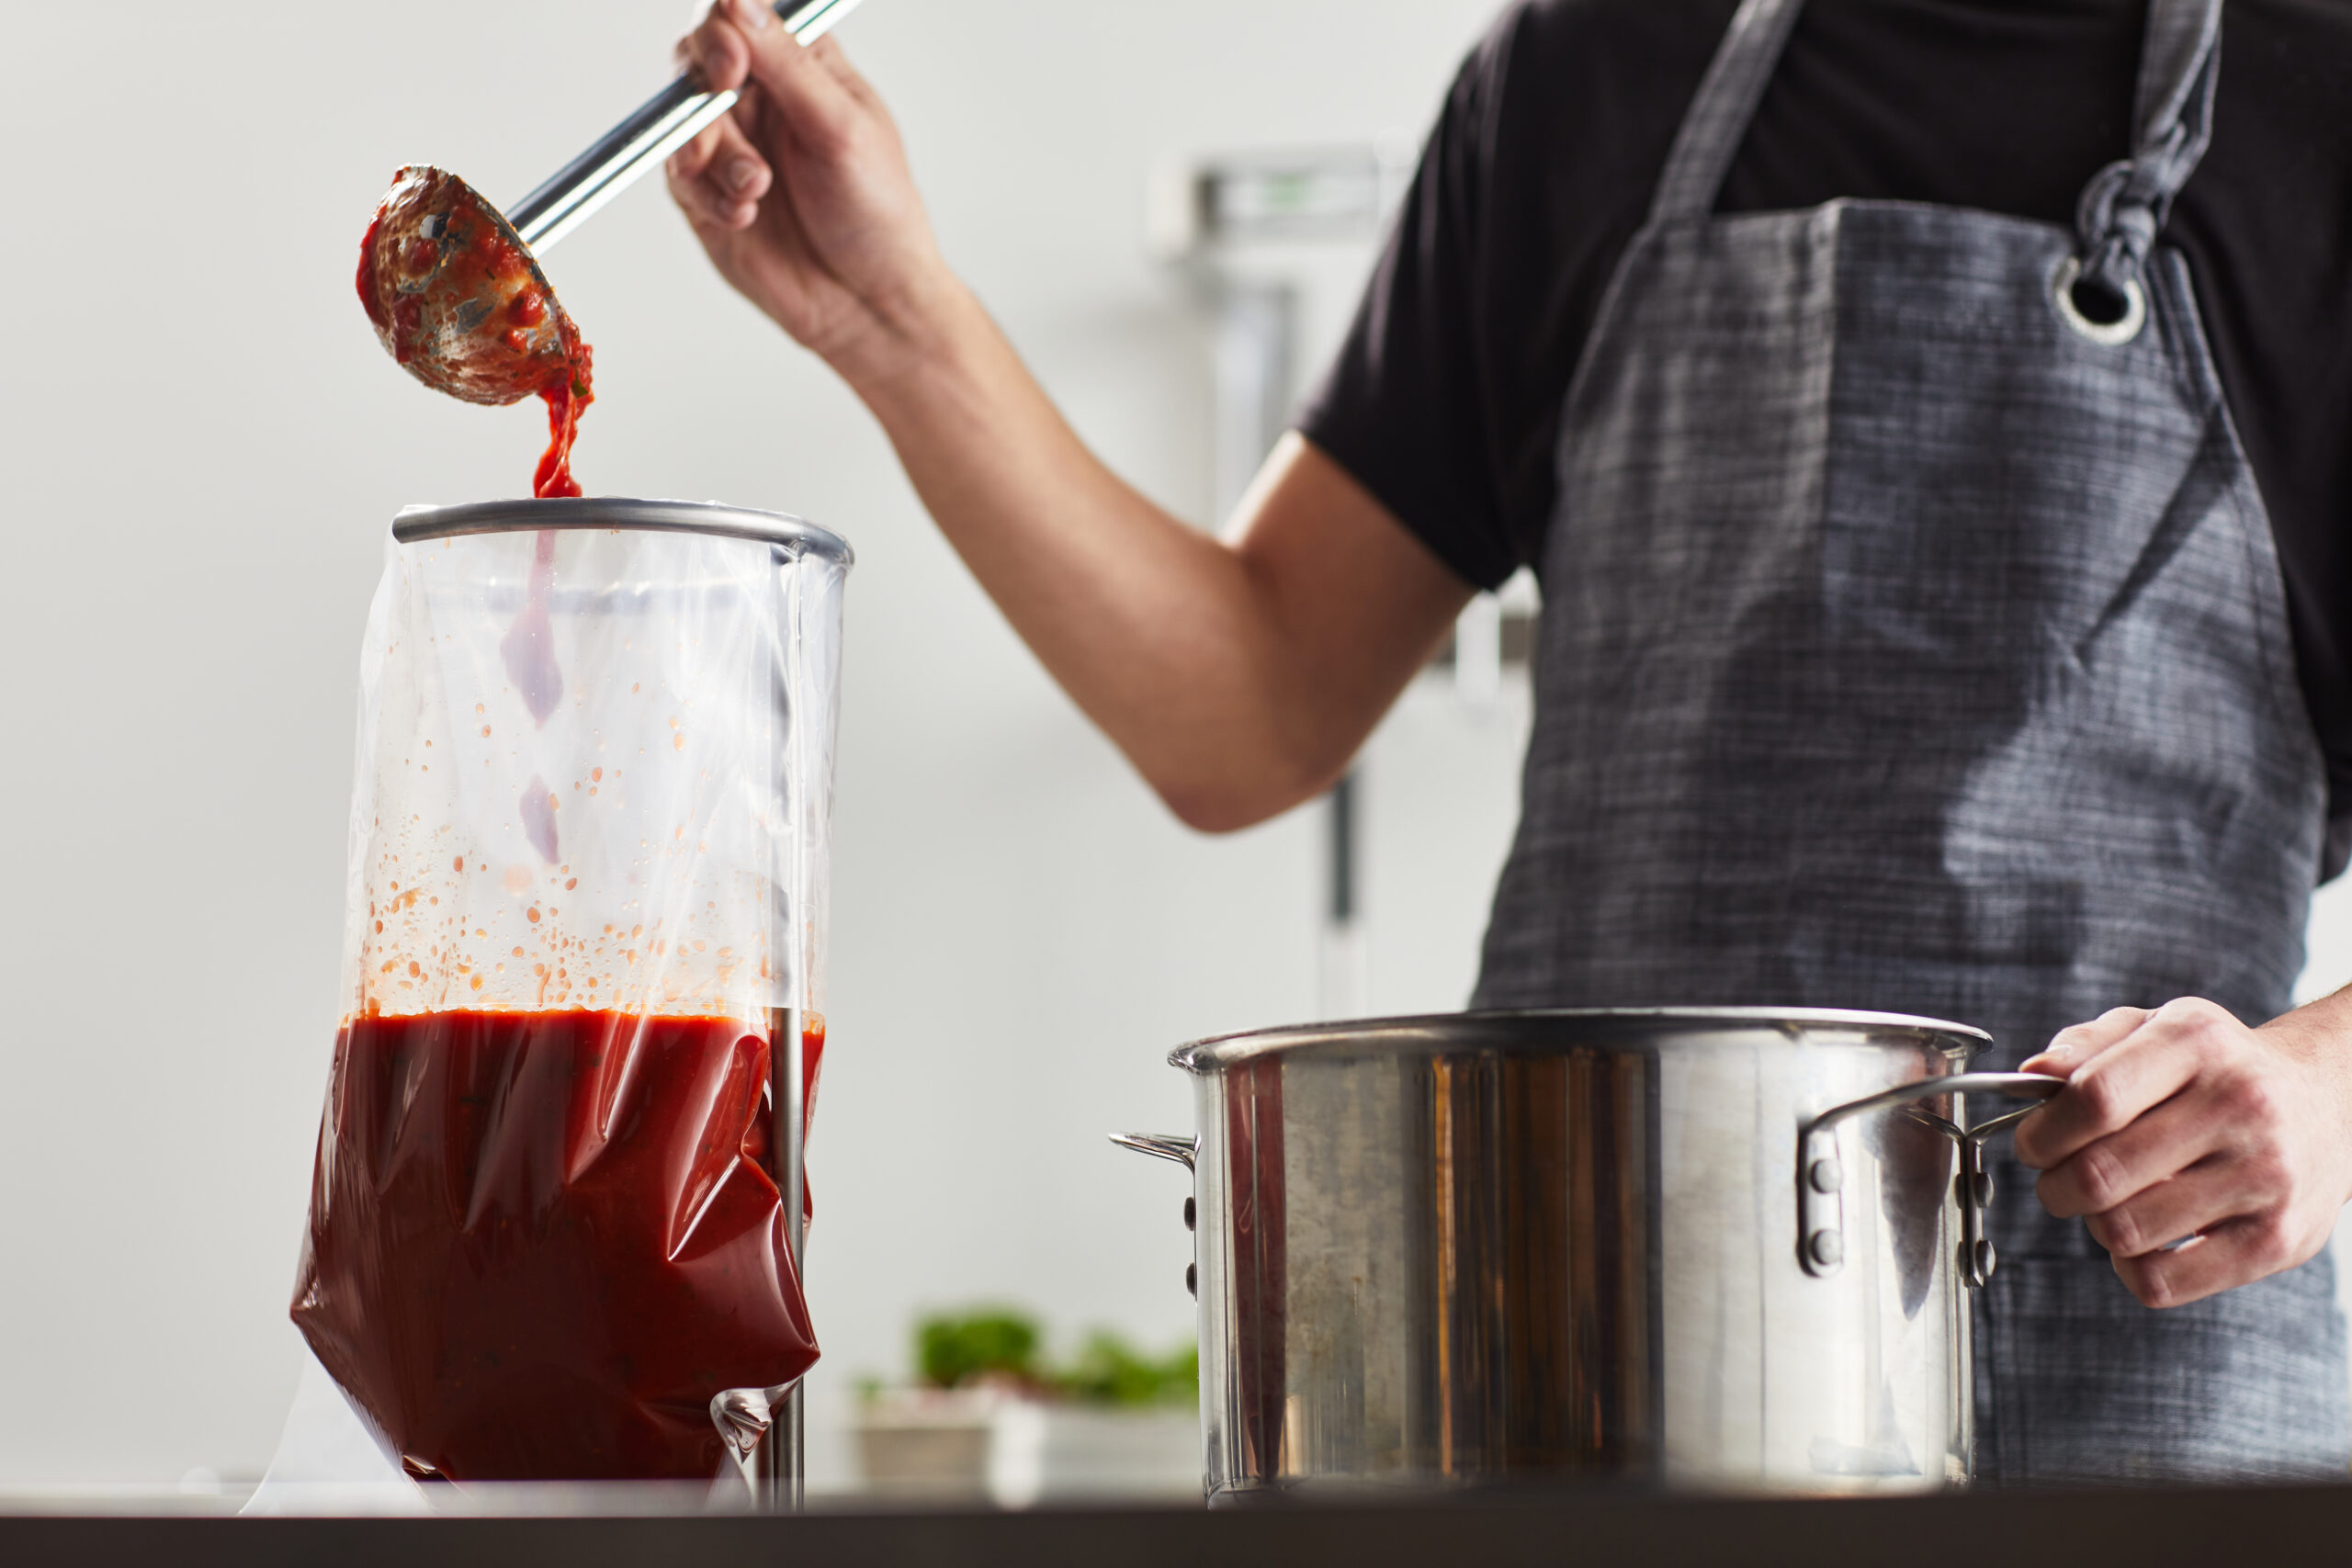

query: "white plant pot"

left=851, top=1390, right=1202, bottom=1507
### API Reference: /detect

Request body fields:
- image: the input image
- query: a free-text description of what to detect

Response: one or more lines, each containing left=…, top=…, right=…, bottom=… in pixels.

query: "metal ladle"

left=358, top=0, right=870, bottom=404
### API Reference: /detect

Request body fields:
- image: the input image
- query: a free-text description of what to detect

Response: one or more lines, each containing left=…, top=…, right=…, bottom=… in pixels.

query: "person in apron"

left=1465, top=0, right=2350, bottom=1483
left=663, top=0, right=2352, bottom=1481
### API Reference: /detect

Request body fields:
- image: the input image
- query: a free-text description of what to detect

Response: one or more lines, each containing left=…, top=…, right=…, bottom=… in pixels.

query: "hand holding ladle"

left=356, top=0, right=871, bottom=406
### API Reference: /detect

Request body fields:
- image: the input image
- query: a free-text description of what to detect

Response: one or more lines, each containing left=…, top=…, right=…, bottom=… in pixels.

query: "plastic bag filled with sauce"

left=292, top=501, right=851, bottom=1482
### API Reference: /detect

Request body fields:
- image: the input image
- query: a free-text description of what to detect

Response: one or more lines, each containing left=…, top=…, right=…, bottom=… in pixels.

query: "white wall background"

left=6, top=0, right=2349, bottom=1494
left=0, top=0, right=1514, bottom=1484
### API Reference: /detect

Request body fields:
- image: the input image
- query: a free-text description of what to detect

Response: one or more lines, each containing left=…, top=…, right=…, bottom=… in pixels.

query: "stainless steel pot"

left=1114, top=1010, right=2061, bottom=1502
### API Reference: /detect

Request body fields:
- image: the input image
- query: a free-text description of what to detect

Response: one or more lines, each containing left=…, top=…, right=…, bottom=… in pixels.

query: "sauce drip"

left=533, top=348, right=594, bottom=500
left=518, top=774, right=560, bottom=863
left=501, top=530, right=566, bottom=728
left=356, top=166, right=595, bottom=499
left=291, top=1010, right=825, bottom=1481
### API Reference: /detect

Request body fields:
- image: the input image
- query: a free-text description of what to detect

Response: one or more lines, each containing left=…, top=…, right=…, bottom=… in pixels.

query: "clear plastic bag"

left=290, top=500, right=850, bottom=1482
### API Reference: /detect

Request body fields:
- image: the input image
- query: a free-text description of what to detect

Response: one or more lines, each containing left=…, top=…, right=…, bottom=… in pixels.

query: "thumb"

left=737, top=4, right=867, bottom=155
left=2020, top=1006, right=2150, bottom=1078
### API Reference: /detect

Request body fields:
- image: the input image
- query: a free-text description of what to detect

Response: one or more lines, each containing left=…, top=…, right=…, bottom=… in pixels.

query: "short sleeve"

left=1295, top=0, right=1727, bottom=593
left=1297, top=40, right=1521, bottom=592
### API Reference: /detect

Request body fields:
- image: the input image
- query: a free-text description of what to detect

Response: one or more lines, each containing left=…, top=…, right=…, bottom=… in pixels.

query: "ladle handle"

left=507, top=0, right=873, bottom=253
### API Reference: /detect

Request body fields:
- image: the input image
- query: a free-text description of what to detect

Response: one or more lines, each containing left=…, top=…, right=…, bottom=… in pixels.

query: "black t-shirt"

left=1300, top=0, right=2352, bottom=873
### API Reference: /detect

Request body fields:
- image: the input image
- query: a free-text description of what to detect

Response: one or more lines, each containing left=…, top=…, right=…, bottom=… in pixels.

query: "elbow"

left=1151, top=752, right=1345, bottom=837
left=1160, top=787, right=1281, bottom=837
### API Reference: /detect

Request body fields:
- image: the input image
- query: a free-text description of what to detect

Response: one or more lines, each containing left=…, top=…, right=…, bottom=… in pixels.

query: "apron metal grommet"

left=2052, top=255, right=2147, bottom=347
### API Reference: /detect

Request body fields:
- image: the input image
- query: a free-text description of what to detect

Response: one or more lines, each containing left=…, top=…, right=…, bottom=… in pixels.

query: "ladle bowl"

left=358, top=165, right=580, bottom=407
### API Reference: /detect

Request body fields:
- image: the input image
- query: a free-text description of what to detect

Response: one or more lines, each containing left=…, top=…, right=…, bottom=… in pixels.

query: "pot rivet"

left=1973, top=1238, right=1997, bottom=1283
left=1808, top=1158, right=1843, bottom=1194
left=1184, top=1197, right=1196, bottom=1232
left=1185, top=1262, right=1198, bottom=1299
left=1808, top=1230, right=1844, bottom=1268
left=1973, top=1172, right=1995, bottom=1207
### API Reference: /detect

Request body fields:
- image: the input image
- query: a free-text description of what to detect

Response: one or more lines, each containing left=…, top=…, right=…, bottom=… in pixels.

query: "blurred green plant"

left=917, top=1309, right=1042, bottom=1391
left=1054, top=1331, right=1199, bottom=1408
left=908, top=1309, right=1198, bottom=1408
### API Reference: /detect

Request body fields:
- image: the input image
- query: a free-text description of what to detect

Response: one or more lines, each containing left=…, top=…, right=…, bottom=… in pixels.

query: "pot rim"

left=1170, top=1006, right=1992, bottom=1072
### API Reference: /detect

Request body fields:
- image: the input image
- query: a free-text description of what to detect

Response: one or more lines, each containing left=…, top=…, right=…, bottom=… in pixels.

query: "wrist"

left=826, top=260, right=988, bottom=406
left=2258, top=997, right=2352, bottom=1208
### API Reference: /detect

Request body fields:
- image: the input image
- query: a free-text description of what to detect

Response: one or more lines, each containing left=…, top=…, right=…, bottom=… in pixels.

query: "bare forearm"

left=841, top=284, right=1344, bottom=828
left=667, top=14, right=1469, bottom=829
left=2258, top=985, right=2352, bottom=1106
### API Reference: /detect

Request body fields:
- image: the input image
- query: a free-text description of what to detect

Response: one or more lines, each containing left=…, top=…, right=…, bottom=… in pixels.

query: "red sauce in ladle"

left=356, top=166, right=594, bottom=499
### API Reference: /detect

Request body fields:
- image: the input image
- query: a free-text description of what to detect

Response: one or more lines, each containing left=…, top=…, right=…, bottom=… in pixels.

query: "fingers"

left=668, top=109, right=772, bottom=231
left=2011, top=999, right=2222, bottom=1171
left=2081, top=1155, right=2257, bottom=1259
left=668, top=107, right=726, bottom=183
left=676, top=0, right=762, bottom=95
left=2035, top=1089, right=2229, bottom=1219
left=2111, top=1207, right=2327, bottom=1310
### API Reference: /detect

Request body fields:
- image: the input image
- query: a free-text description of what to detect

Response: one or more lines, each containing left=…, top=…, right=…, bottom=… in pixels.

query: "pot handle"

left=1110, top=1132, right=1198, bottom=1171
left=1798, top=1071, right=2064, bottom=1290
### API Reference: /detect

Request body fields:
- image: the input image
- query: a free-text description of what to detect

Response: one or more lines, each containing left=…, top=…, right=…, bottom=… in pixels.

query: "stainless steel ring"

left=391, top=497, right=855, bottom=567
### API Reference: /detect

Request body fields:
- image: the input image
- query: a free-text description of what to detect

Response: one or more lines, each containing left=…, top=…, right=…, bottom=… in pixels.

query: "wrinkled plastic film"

left=292, top=520, right=845, bottom=1483
left=786, top=553, right=845, bottom=1022
left=782, top=553, right=845, bottom=1170
left=339, top=527, right=832, bottom=1017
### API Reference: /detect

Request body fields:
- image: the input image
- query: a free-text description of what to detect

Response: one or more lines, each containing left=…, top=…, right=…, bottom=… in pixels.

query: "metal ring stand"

left=757, top=1008, right=808, bottom=1511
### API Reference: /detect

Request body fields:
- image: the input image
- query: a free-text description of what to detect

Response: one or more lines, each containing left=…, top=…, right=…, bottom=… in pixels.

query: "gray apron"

left=1474, top=0, right=2351, bottom=1484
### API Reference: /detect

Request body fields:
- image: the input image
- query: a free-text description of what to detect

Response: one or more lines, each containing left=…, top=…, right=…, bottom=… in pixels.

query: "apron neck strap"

left=1646, top=0, right=2224, bottom=270
left=1645, top=0, right=1805, bottom=229
left=2076, top=0, right=2222, bottom=298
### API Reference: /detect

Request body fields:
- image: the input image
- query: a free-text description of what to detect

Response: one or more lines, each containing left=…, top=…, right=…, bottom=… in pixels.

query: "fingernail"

left=736, top=0, right=775, bottom=30
left=725, top=161, right=762, bottom=196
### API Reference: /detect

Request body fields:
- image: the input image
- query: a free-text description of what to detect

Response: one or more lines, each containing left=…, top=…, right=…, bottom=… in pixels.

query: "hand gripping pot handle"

left=1799, top=1072, right=2065, bottom=1291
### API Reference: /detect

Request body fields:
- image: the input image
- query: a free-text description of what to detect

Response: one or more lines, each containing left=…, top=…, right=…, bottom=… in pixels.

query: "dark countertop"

left=12, top=1483, right=2352, bottom=1568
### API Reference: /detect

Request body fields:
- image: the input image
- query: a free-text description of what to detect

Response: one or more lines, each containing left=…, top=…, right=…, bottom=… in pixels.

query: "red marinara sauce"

left=291, top=1010, right=823, bottom=1481
left=356, top=168, right=596, bottom=500
left=533, top=343, right=594, bottom=500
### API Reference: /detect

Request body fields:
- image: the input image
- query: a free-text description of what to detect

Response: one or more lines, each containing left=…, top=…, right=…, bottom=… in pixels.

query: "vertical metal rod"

left=1329, top=772, right=1357, bottom=926
left=783, top=1005, right=807, bottom=1510
left=756, top=1006, right=808, bottom=1510
left=1320, top=770, right=1365, bottom=1020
